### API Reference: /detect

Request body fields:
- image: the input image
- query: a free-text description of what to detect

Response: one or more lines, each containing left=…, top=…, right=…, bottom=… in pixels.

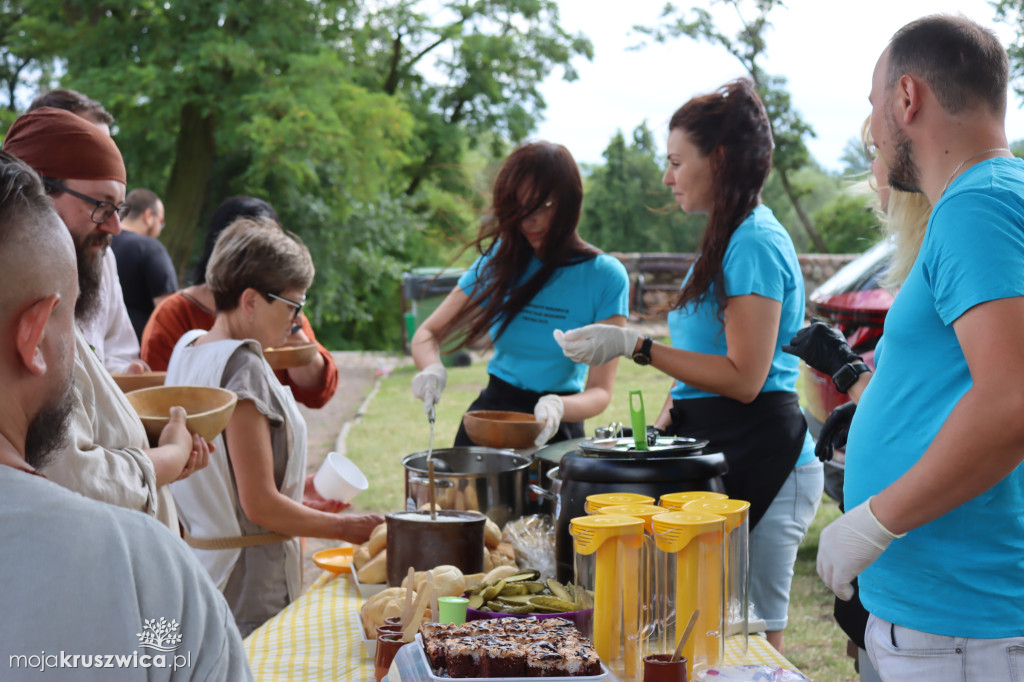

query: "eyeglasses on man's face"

left=43, top=178, right=130, bottom=224
left=264, top=292, right=305, bottom=322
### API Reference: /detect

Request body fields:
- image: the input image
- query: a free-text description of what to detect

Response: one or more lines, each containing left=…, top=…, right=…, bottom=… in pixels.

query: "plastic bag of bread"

left=359, top=587, right=412, bottom=638
left=501, top=514, right=555, bottom=579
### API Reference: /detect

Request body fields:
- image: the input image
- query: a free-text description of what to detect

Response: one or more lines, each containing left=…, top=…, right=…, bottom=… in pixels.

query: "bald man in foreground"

left=0, top=151, right=251, bottom=680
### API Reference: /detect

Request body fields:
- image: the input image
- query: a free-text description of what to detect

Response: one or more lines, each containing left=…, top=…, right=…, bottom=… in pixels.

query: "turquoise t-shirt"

left=845, top=157, right=1024, bottom=638
left=458, top=251, right=629, bottom=394
left=667, top=205, right=813, bottom=465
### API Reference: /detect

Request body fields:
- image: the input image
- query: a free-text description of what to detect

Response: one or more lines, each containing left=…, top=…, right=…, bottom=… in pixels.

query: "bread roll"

left=367, top=523, right=387, bottom=557
left=484, top=518, right=502, bottom=548
left=359, top=587, right=410, bottom=638
left=352, top=545, right=372, bottom=571
left=357, top=548, right=387, bottom=584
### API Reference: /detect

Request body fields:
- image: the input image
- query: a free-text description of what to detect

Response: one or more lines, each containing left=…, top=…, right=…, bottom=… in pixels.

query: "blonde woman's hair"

left=207, top=216, right=314, bottom=312
left=860, top=117, right=931, bottom=290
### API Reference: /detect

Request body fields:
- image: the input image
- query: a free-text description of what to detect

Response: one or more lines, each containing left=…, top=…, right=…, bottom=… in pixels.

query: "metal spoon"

left=427, top=404, right=437, bottom=520
left=671, top=609, right=700, bottom=662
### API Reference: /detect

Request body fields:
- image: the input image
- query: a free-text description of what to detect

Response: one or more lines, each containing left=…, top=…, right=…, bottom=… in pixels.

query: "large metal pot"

left=528, top=467, right=562, bottom=518
left=402, top=447, right=531, bottom=527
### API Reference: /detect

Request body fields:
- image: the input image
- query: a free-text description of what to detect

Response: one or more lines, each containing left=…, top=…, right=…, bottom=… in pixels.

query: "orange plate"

left=313, top=546, right=355, bottom=574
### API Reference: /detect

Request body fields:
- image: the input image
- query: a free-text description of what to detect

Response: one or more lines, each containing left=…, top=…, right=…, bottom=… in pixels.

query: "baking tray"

left=412, top=634, right=607, bottom=681
left=356, top=611, right=376, bottom=658
left=352, top=568, right=387, bottom=598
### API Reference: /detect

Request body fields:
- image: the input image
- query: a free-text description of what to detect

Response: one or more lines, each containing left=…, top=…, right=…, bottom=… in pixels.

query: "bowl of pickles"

left=464, top=569, right=594, bottom=634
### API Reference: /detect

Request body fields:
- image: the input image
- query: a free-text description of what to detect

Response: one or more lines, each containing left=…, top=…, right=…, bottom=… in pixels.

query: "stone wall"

left=612, top=252, right=860, bottom=316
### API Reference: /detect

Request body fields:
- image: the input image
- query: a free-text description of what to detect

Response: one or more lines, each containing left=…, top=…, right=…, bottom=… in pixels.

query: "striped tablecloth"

left=245, top=571, right=806, bottom=681
left=245, top=572, right=374, bottom=682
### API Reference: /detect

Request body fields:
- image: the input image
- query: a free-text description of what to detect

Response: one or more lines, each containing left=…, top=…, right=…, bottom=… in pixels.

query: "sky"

left=533, top=0, right=1024, bottom=172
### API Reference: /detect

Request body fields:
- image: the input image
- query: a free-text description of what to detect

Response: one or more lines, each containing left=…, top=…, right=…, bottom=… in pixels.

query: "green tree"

left=812, top=191, right=881, bottom=253
left=635, top=0, right=829, bottom=252
left=331, top=0, right=594, bottom=255
left=840, top=135, right=871, bottom=176
left=580, top=122, right=704, bottom=253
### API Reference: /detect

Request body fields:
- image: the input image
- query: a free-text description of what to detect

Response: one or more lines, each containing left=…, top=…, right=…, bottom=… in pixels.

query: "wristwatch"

left=632, top=337, right=654, bottom=365
left=831, top=361, right=870, bottom=394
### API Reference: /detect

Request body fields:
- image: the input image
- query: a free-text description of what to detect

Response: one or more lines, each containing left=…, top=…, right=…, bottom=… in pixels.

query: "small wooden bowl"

left=124, top=385, right=238, bottom=444
left=263, top=343, right=318, bottom=370
left=111, top=371, right=167, bottom=394
left=462, top=410, right=544, bottom=450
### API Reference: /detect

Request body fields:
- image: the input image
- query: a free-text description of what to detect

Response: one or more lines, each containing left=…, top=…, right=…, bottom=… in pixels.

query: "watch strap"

left=632, top=336, right=654, bottom=365
left=832, top=361, right=870, bottom=393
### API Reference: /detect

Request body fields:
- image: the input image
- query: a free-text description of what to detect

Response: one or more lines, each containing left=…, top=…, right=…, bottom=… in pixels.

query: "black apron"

left=665, top=391, right=806, bottom=529
left=453, top=374, right=584, bottom=447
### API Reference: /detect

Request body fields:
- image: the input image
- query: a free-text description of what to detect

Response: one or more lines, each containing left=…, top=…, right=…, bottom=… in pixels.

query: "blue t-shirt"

left=458, top=251, right=629, bottom=394
left=667, top=205, right=814, bottom=465
left=845, top=157, right=1024, bottom=638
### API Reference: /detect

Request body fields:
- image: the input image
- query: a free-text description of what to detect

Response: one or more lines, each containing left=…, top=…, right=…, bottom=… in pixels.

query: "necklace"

left=941, top=147, right=1011, bottom=196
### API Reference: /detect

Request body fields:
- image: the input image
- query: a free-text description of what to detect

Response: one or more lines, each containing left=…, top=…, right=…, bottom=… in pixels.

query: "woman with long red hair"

left=411, top=141, right=629, bottom=447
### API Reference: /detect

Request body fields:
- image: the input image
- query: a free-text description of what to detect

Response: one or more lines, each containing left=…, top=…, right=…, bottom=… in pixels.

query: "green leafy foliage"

left=812, top=190, right=882, bottom=254
left=9, top=0, right=590, bottom=350
left=634, top=0, right=828, bottom=251
left=579, top=123, right=705, bottom=253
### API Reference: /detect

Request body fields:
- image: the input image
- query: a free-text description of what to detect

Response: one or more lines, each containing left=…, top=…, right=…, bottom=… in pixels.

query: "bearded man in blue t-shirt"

left=811, top=15, right=1024, bottom=681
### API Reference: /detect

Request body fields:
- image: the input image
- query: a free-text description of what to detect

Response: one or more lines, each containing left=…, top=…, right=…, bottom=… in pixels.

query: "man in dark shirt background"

left=111, top=188, right=178, bottom=341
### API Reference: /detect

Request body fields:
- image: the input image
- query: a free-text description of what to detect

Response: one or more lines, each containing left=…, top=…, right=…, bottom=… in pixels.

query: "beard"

left=885, top=109, right=922, bottom=194
left=24, top=373, right=75, bottom=471
left=74, top=233, right=111, bottom=322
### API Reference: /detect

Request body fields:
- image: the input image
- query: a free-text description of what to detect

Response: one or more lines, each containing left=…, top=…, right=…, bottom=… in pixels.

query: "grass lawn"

left=344, top=358, right=855, bottom=681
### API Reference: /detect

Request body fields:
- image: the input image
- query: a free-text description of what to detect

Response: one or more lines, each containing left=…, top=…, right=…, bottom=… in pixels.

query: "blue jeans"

left=866, top=615, right=1024, bottom=681
left=748, top=460, right=823, bottom=631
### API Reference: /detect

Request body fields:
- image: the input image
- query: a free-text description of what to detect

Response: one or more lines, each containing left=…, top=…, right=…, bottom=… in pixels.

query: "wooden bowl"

left=263, top=343, right=318, bottom=370
left=462, top=410, right=544, bottom=450
left=111, top=371, right=167, bottom=394
left=124, top=385, right=238, bottom=444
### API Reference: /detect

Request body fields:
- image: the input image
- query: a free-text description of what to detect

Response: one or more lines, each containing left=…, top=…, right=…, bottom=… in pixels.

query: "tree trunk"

left=778, top=169, right=828, bottom=252
left=162, top=103, right=216, bottom=278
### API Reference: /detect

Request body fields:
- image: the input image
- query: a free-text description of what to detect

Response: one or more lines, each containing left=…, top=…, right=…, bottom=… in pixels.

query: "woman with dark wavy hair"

left=558, top=79, right=822, bottom=652
left=411, top=141, right=630, bottom=446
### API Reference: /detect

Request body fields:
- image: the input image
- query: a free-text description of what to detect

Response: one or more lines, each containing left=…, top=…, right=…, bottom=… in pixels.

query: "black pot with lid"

left=553, top=438, right=728, bottom=582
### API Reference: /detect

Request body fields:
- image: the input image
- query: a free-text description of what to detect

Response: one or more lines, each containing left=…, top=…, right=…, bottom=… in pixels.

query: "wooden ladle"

left=671, top=609, right=700, bottom=662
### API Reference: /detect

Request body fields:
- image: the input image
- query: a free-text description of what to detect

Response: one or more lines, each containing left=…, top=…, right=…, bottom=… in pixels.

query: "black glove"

left=783, top=318, right=862, bottom=377
left=815, top=401, right=856, bottom=462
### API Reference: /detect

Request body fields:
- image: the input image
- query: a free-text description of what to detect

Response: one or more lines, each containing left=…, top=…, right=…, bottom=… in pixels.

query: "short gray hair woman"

left=166, top=217, right=383, bottom=636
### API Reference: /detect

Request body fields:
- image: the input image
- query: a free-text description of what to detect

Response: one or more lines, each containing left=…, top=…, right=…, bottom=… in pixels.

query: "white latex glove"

left=533, top=394, right=565, bottom=446
left=554, top=325, right=641, bottom=367
left=411, top=363, right=447, bottom=417
left=817, top=496, right=904, bottom=600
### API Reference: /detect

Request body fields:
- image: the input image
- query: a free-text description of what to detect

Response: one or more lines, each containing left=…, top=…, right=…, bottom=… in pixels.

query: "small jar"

left=374, top=632, right=407, bottom=682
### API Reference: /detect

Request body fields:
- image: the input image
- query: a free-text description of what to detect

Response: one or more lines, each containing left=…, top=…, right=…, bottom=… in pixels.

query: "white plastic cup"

left=313, top=452, right=369, bottom=503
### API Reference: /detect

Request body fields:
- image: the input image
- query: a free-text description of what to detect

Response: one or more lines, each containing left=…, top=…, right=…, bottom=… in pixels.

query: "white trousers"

left=866, top=614, right=1024, bottom=681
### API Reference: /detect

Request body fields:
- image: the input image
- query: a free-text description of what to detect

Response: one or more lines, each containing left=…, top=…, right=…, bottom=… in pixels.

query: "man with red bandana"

left=3, top=108, right=208, bottom=529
